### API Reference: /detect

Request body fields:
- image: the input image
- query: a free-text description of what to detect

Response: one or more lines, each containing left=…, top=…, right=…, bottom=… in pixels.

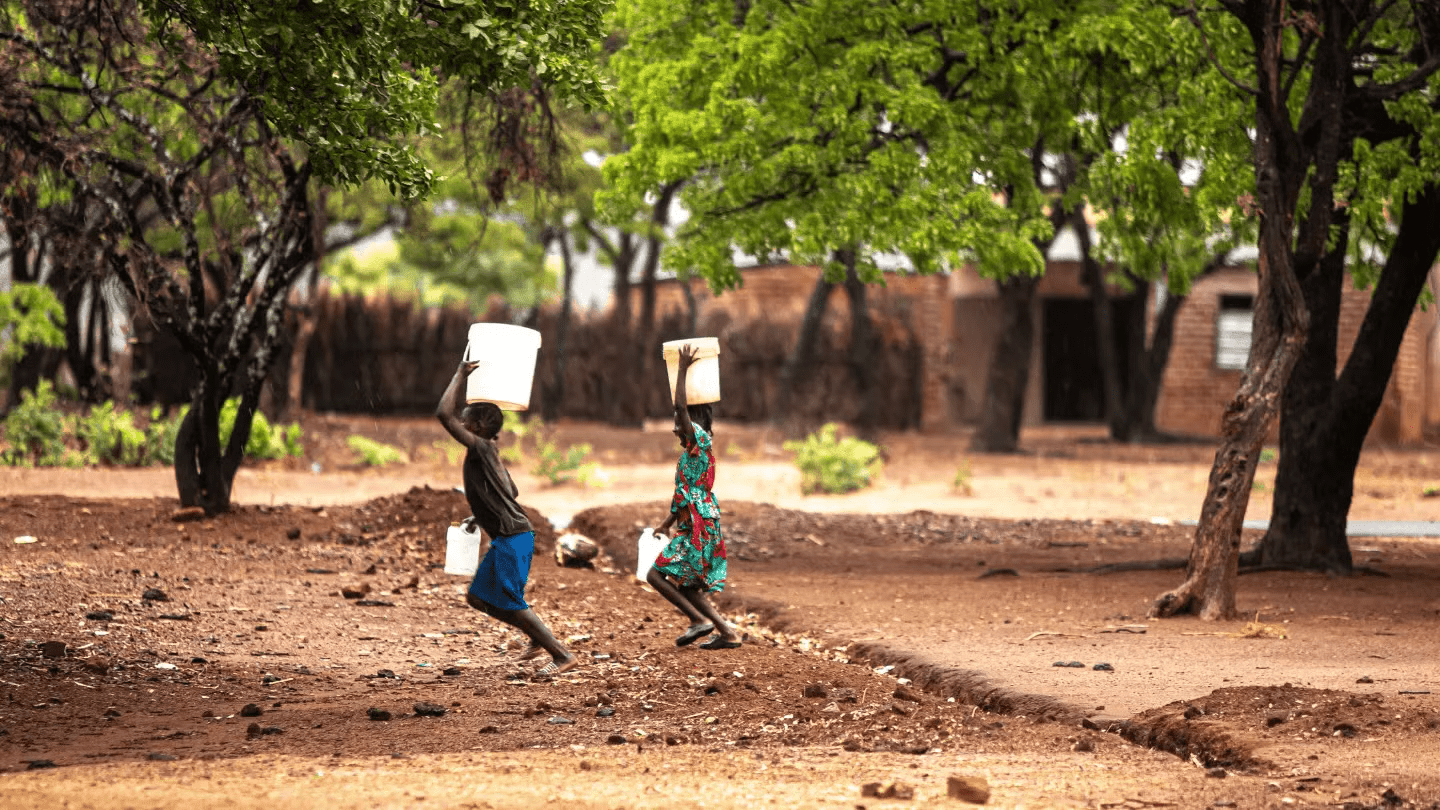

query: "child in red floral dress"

left=647, top=344, right=741, bottom=649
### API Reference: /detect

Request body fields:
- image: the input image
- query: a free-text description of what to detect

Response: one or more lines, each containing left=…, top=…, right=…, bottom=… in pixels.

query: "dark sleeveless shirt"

left=462, top=445, right=532, bottom=539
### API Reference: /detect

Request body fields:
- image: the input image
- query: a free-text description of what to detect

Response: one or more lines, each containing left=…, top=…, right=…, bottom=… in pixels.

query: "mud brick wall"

left=1152, top=267, right=1254, bottom=438
left=1153, top=267, right=1439, bottom=445
left=626, top=265, right=945, bottom=429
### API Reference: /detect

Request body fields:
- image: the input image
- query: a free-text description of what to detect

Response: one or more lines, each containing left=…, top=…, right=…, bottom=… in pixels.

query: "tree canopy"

left=143, top=0, right=611, bottom=200
left=0, top=0, right=613, bottom=513
left=604, top=0, right=1076, bottom=288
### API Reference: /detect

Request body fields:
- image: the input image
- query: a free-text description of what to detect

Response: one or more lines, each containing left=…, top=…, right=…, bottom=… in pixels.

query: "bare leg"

left=680, top=586, right=740, bottom=642
left=646, top=567, right=708, bottom=624
left=467, top=594, right=577, bottom=672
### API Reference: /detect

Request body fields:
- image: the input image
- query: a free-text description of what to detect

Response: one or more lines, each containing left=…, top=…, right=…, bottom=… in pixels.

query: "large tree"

left=605, top=0, right=1261, bottom=448
left=0, top=0, right=609, bottom=514
left=604, top=0, right=1060, bottom=440
left=1258, top=0, right=1440, bottom=573
left=1153, top=0, right=1440, bottom=618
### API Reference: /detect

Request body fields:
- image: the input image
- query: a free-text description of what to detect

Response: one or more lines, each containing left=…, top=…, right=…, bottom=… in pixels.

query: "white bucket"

left=444, top=522, right=485, bottom=576
left=636, top=528, right=668, bottom=581
left=464, top=323, right=542, bottom=411
left=662, top=337, right=721, bottom=405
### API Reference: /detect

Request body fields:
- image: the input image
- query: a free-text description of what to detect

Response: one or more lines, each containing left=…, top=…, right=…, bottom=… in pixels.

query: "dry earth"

left=1, top=416, right=1439, bottom=809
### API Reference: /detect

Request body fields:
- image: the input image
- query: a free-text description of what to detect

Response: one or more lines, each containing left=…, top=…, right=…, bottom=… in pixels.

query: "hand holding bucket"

left=662, top=337, right=721, bottom=404
left=463, top=323, right=542, bottom=411
left=445, top=519, right=486, bottom=576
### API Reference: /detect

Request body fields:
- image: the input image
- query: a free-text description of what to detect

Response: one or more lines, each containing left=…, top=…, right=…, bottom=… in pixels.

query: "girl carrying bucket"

left=436, top=359, right=577, bottom=678
left=646, top=344, right=742, bottom=650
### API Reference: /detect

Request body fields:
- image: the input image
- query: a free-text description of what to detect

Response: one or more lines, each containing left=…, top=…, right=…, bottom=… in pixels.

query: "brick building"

left=630, top=258, right=1440, bottom=445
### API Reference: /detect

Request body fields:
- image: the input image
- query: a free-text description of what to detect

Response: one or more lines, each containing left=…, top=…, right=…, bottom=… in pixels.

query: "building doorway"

left=1042, top=297, right=1138, bottom=422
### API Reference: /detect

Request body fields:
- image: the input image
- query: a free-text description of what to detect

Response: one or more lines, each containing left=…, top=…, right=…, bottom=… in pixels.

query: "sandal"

left=675, top=623, right=715, bottom=647
left=533, top=658, right=579, bottom=679
left=698, top=637, right=741, bottom=650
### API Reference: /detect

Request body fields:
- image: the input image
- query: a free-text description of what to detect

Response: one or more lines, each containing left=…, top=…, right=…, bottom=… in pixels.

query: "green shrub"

left=144, top=407, right=184, bottom=466
left=74, top=401, right=146, bottom=466
left=0, top=390, right=298, bottom=468
left=347, top=435, right=408, bottom=467
left=496, top=413, right=597, bottom=485
left=532, top=436, right=598, bottom=486
left=1, top=381, right=81, bottom=467
left=159, top=399, right=303, bottom=462
left=432, top=438, right=465, bottom=465
left=499, top=411, right=537, bottom=463
left=952, top=459, right=974, bottom=496
left=217, top=398, right=304, bottom=460
left=783, top=423, right=882, bottom=494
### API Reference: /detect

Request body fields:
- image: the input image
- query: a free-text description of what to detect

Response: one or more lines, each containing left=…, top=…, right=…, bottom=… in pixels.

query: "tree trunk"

left=1152, top=0, right=1335, bottom=619
left=636, top=181, right=681, bottom=421
left=174, top=380, right=231, bottom=515
left=604, top=231, right=636, bottom=425
left=1262, top=182, right=1440, bottom=571
left=544, top=226, right=576, bottom=422
left=173, top=403, right=202, bottom=507
left=1121, top=284, right=1184, bottom=441
left=1152, top=234, right=1309, bottom=620
left=1074, top=210, right=1125, bottom=438
left=840, top=252, right=878, bottom=431
left=61, top=279, right=100, bottom=401
left=970, top=275, right=1039, bottom=453
left=775, top=269, right=834, bottom=429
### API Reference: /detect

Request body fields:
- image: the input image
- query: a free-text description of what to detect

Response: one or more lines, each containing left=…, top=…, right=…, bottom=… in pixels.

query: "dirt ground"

left=2, top=415, right=1440, bottom=809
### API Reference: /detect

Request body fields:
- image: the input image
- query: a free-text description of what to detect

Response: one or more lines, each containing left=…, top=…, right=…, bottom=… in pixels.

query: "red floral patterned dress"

left=654, top=425, right=727, bottom=592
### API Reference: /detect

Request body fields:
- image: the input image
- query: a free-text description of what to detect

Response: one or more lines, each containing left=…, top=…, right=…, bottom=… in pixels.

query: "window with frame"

left=1215, top=294, right=1253, bottom=371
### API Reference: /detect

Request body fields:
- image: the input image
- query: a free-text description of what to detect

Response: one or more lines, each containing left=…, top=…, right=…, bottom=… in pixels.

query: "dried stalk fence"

left=135, top=292, right=924, bottom=429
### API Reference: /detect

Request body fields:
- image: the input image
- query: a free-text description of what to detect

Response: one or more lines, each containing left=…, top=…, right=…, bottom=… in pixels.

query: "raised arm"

left=673, top=344, right=698, bottom=446
left=436, top=360, right=485, bottom=453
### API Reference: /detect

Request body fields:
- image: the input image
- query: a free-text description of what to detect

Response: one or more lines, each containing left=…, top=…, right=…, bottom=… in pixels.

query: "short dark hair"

left=462, top=402, right=505, bottom=438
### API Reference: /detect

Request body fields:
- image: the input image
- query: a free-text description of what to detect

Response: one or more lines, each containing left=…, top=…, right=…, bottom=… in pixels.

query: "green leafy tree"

left=1248, top=4, right=1440, bottom=579
left=329, top=216, right=553, bottom=311
left=1154, top=1, right=1440, bottom=619
left=1049, top=10, right=1255, bottom=442
left=149, top=0, right=609, bottom=201
left=609, top=0, right=1173, bottom=443
left=1, top=0, right=610, bottom=514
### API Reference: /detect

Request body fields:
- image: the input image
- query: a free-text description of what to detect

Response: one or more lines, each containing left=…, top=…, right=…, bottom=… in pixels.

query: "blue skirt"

left=468, top=531, right=534, bottom=611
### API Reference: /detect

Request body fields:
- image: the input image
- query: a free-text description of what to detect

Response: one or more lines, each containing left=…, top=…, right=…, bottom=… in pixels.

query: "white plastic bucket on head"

left=464, top=323, right=542, bottom=411
left=444, top=522, right=485, bottom=576
left=636, top=528, right=668, bottom=582
left=662, top=337, right=721, bottom=405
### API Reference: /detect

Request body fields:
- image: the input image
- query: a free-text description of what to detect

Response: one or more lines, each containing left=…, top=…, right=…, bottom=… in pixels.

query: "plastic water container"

left=464, top=323, right=542, bottom=410
left=444, top=521, right=484, bottom=576
left=662, top=337, right=721, bottom=404
left=636, top=528, right=668, bottom=581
